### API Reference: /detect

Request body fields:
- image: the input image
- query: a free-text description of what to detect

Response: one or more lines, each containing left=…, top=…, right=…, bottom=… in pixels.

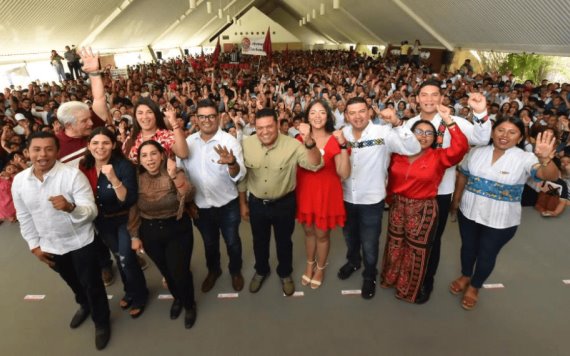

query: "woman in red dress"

left=296, top=99, right=351, bottom=288
left=381, top=105, right=468, bottom=303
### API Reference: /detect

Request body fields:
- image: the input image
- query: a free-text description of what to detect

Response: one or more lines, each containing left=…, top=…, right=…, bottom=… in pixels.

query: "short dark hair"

left=255, top=108, right=277, bottom=122
left=196, top=99, right=218, bottom=113
left=27, top=131, right=59, bottom=151
left=345, top=96, right=367, bottom=110
left=419, top=79, right=442, bottom=92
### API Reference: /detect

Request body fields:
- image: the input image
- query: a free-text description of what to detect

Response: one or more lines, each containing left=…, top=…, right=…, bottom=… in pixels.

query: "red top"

left=296, top=136, right=346, bottom=230
left=387, top=125, right=469, bottom=200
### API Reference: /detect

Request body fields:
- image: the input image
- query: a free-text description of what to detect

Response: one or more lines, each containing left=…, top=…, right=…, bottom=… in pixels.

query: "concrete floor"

left=0, top=207, right=569, bottom=356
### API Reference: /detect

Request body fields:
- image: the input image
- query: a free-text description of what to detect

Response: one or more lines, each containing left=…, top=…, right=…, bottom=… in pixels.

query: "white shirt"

left=406, top=112, right=492, bottom=195
left=178, top=129, right=245, bottom=209
left=334, top=109, right=346, bottom=129
left=342, top=122, right=420, bottom=205
left=12, top=161, right=98, bottom=254
left=459, top=145, right=538, bottom=229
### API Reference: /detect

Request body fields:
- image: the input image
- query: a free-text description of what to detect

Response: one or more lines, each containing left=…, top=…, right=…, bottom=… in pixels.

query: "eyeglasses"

left=197, top=114, right=218, bottom=121
left=413, top=128, right=436, bottom=137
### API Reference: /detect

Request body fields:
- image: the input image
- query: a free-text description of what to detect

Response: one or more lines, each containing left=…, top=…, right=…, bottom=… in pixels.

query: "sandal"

left=129, top=305, right=146, bottom=319
left=301, top=260, right=316, bottom=286
left=461, top=287, right=479, bottom=311
left=119, top=297, right=132, bottom=310
left=310, top=262, right=328, bottom=289
left=449, top=277, right=470, bottom=295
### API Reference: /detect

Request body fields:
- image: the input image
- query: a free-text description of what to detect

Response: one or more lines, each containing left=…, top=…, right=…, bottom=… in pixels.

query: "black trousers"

left=420, top=193, right=452, bottom=292
left=140, top=215, right=195, bottom=309
left=248, top=192, right=296, bottom=278
left=51, top=240, right=110, bottom=328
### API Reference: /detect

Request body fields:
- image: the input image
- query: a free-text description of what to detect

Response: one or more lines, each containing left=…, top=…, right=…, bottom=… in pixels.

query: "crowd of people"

left=1, top=45, right=569, bottom=350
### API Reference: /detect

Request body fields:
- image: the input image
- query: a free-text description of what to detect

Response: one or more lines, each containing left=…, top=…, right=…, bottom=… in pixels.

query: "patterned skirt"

left=380, top=195, right=438, bottom=303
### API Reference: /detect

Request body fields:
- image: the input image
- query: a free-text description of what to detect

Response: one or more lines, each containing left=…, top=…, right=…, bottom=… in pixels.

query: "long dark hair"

left=81, top=127, right=125, bottom=169
left=131, top=97, right=167, bottom=140
left=304, top=99, right=335, bottom=133
left=492, top=116, right=526, bottom=149
left=411, top=119, right=438, bottom=149
left=136, top=140, right=167, bottom=174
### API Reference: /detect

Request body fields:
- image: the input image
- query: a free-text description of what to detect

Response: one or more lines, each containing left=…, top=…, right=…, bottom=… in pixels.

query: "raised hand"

left=467, top=93, right=487, bottom=114
left=379, top=107, right=400, bottom=126
left=213, top=145, right=235, bottom=165
left=534, top=131, right=557, bottom=161
left=100, top=164, right=117, bottom=182
left=164, top=104, right=178, bottom=129
left=332, top=129, right=347, bottom=145
left=298, top=122, right=312, bottom=142
left=437, top=104, right=453, bottom=126
left=79, top=47, right=100, bottom=73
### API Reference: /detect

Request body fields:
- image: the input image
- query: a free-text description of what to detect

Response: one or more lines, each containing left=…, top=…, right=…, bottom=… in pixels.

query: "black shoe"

left=337, top=262, right=360, bottom=280
left=95, top=325, right=111, bottom=350
left=414, top=286, right=432, bottom=304
left=201, top=270, right=222, bottom=293
left=184, top=303, right=197, bottom=329
left=69, top=306, right=90, bottom=329
left=170, top=299, right=183, bottom=320
left=361, top=279, right=376, bottom=300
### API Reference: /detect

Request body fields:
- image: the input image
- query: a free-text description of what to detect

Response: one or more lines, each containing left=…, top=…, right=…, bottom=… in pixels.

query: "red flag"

left=263, top=26, right=272, bottom=64
left=212, top=37, right=221, bottom=64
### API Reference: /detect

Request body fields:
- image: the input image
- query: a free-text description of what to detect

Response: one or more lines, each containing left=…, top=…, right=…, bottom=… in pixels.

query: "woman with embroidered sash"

left=449, top=116, right=558, bottom=310
left=380, top=104, right=469, bottom=303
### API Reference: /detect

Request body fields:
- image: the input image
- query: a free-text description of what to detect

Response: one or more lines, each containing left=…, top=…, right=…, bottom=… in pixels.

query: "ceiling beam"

left=81, top=0, right=136, bottom=47
left=392, top=0, right=453, bottom=50
left=339, top=7, right=386, bottom=44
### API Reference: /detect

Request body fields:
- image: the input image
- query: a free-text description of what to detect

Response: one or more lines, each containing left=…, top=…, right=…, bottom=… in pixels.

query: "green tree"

left=500, top=53, right=554, bottom=83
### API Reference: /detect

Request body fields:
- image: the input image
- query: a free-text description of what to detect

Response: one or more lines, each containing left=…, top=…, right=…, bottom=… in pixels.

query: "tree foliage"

left=499, top=52, right=554, bottom=83
left=477, top=50, right=508, bottom=73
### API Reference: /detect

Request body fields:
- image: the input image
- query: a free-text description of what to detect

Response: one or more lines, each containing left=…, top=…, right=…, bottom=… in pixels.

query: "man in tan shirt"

left=239, top=108, right=322, bottom=296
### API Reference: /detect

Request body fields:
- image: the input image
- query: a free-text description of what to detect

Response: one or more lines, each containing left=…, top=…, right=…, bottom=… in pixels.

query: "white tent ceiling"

left=1, top=0, right=569, bottom=62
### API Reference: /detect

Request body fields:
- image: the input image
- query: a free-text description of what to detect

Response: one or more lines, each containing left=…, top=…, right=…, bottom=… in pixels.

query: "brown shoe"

left=231, top=273, right=244, bottom=292
left=201, top=270, right=222, bottom=293
left=102, top=267, right=115, bottom=287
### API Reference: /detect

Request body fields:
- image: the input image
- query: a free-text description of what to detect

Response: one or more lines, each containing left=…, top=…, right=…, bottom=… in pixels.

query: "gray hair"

left=58, top=101, right=90, bottom=126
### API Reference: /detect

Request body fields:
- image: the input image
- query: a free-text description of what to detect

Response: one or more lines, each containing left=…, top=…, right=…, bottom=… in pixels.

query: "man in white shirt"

left=11, top=131, right=111, bottom=350
left=338, top=97, right=421, bottom=299
left=178, top=100, right=246, bottom=293
left=403, top=79, right=491, bottom=303
left=334, top=101, right=346, bottom=129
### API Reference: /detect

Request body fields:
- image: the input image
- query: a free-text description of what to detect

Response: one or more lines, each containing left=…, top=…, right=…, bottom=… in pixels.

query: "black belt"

left=250, top=191, right=294, bottom=205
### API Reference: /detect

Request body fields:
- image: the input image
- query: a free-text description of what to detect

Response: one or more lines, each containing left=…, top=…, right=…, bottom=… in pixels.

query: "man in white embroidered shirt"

left=178, top=99, right=246, bottom=293
left=338, top=97, right=421, bottom=299
left=403, top=79, right=492, bottom=303
left=11, top=132, right=111, bottom=350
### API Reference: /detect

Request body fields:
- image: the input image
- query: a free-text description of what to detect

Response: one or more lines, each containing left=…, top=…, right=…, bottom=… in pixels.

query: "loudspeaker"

left=349, top=46, right=354, bottom=51
left=442, top=50, right=454, bottom=65
left=184, top=49, right=189, bottom=56
left=371, top=46, right=378, bottom=55
left=156, top=51, right=163, bottom=60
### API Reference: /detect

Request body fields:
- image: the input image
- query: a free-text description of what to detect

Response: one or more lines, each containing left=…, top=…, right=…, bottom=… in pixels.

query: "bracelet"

left=446, top=121, right=457, bottom=128
left=170, top=174, right=178, bottom=180
left=131, top=237, right=140, bottom=241
left=339, top=143, right=348, bottom=149
left=228, top=158, right=237, bottom=166
left=112, top=181, right=123, bottom=189
left=67, top=202, right=76, bottom=213
left=88, top=71, right=102, bottom=77
left=304, top=141, right=317, bottom=149
left=540, top=159, right=551, bottom=167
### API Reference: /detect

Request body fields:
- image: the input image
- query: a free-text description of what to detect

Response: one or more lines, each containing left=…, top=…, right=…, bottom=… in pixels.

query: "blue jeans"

left=342, top=201, right=385, bottom=280
left=96, top=215, right=148, bottom=307
left=194, top=198, right=242, bottom=275
left=458, top=211, right=517, bottom=288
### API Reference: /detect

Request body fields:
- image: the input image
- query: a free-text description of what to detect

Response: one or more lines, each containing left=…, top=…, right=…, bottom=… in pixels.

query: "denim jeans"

left=248, top=192, right=296, bottom=278
left=51, top=240, right=110, bottom=328
left=342, top=200, right=385, bottom=280
left=194, top=198, right=242, bottom=275
left=458, top=211, right=517, bottom=288
left=96, top=215, right=148, bottom=307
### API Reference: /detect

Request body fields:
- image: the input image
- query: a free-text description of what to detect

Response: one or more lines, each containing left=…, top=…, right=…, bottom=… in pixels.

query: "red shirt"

left=56, top=110, right=106, bottom=164
left=387, top=125, right=469, bottom=200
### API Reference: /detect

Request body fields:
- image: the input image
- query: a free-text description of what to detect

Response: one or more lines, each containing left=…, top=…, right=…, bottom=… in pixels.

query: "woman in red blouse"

left=124, top=97, right=189, bottom=162
left=380, top=105, right=469, bottom=303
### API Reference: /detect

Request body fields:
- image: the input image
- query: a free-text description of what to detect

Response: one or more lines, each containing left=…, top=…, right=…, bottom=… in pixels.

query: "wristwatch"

left=304, top=141, right=317, bottom=149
